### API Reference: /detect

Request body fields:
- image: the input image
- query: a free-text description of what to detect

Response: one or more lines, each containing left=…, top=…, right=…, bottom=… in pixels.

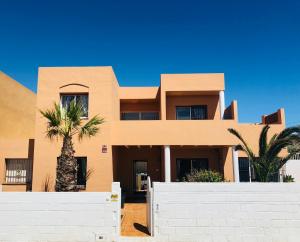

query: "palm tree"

left=228, top=125, right=300, bottom=182
left=40, top=100, right=103, bottom=191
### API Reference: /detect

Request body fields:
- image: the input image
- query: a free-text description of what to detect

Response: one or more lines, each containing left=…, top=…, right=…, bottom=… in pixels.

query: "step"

left=120, top=236, right=155, bottom=242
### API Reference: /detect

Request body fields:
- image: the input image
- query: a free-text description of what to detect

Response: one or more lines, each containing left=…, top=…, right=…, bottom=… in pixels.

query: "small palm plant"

left=40, top=100, right=103, bottom=191
left=228, top=125, right=300, bottom=182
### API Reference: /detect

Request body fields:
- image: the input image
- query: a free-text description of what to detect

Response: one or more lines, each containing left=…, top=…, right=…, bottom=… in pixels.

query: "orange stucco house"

left=0, top=67, right=285, bottom=192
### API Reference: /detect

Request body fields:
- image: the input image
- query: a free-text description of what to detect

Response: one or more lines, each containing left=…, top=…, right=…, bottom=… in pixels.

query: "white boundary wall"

left=286, top=160, right=300, bottom=182
left=0, top=182, right=121, bottom=242
left=152, top=183, right=300, bottom=242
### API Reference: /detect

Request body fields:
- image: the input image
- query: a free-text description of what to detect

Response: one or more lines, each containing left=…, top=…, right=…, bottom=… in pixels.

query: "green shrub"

left=283, top=175, right=295, bottom=183
left=185, top=169, right=225, bottom=182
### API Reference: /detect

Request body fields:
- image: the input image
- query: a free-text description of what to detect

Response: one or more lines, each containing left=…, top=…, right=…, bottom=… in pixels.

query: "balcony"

left=110, top=120, right=285, bottom=147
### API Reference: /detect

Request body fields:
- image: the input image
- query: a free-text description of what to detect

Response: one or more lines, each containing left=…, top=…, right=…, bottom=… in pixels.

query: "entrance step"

left=120, top=236, right=155, bottom=242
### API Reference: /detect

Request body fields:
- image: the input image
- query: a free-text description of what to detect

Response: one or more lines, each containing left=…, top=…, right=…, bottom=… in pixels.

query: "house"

left=0, top=67, right=286, bottom=192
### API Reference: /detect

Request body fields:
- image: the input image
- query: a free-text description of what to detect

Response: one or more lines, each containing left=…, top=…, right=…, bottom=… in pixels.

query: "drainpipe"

left=164, top=145, right=171, bottom=182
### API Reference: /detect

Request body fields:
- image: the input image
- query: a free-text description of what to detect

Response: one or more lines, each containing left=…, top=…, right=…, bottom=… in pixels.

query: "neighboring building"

left=0, top=71, right=36, bottom=192
left=0, top=67, right=286, bottom=192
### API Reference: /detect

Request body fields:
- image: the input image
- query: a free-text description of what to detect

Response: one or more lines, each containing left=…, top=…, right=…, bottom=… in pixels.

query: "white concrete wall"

left=0, top=183, right=121, bottom=242
left=152, top=183, right=300, bottom=242
left=286, top=159, right=300, bottom=182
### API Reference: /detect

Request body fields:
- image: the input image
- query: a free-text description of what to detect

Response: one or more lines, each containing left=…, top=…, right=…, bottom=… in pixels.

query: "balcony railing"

left=121, top=112, right=159, bottom=120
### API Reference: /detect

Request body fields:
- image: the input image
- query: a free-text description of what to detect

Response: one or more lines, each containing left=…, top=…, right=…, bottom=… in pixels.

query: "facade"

left=0, top=67, right=286, bottom=192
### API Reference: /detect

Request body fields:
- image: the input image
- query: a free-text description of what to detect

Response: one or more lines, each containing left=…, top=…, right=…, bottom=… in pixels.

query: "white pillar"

left=219, top=90, right=225, bottom=119
left=232, top=146, right=240, bottom=183
left=164, top=145, right=171, bottom=182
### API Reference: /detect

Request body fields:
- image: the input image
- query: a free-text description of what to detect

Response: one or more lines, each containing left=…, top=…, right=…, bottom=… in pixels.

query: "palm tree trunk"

left=55, top=136, right=78, bottom=192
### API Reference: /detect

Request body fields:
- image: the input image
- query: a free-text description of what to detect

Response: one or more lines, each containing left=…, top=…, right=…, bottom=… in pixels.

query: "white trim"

left=232, top=146, right=240, bottom=183
left=219, top=90, right=225, bottom=119
left=164, top=145, right=171, bottom=182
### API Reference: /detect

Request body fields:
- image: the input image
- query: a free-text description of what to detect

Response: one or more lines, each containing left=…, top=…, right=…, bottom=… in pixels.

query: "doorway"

left=133, top=160, right=148, bottom=193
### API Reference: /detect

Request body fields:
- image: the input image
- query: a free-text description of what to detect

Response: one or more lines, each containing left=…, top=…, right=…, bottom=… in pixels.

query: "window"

left=61, top=94, right=88, bottom=118
left=176, top=106, right=207, bottom=120
left=121, top=112, right=159, bottom=120
left=176, top=158, right=209, bottom=180
left=76, top=157, right=87, bottom=188
left=5, top=159, right=33, bottom=184
left=238, top=157, right=251, bottom=182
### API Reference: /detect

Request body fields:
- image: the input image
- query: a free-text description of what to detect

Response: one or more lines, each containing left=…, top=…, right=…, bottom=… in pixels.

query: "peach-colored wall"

left=0, top=72, right=36, bottom=191
left=0, top=72, right=36, bottom=139
left=120, top=102, right=159, bottom=113
left=32, top=67, right=119, bottom=192
left=166, top=95, right=220, bottom=120
left=1, top=184, right=27, bottom=192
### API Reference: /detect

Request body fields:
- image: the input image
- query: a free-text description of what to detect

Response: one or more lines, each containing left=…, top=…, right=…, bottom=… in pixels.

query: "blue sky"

left=0, top=0, right=299, bottom=125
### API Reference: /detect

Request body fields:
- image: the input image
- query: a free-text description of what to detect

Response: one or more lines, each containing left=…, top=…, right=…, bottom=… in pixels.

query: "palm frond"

left=228, top=128, right=255, bottom=158
left=276, top=126, right=300, bottom=140
left=78, top=115, right=104, bottom=140
left=259, top=125, right=270, bottom=157
left=66, top=99, right=83, bottom=126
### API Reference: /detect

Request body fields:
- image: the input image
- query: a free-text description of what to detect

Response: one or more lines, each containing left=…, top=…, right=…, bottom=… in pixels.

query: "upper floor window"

left=176, top=105, right=207, bottom=120
left=61, top=94, right=88, bottom=118
left=121, top=112, right=159, bottom=120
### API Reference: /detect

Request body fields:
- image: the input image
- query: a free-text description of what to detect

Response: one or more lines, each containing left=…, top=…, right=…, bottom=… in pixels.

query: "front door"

left=133, top=160, right=148, bottom=192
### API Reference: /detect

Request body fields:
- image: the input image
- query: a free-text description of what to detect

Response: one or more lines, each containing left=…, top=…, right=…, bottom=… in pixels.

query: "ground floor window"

left=5, top=159, right=33, bottom=184
left=176, top=158, right=209, bottom=180
left=76, top=157, right=87, bottom=188
left=238, top=157, right=251, bottom=182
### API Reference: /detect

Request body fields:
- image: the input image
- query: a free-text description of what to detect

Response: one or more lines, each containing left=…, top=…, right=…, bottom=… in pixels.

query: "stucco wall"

left=32, top=67, right=119, bottom=192
left=0, top=183, right=121, bottom=242
left=0, top=72, right=36, bottom=139
left=152, top=183, right=300, bottom=242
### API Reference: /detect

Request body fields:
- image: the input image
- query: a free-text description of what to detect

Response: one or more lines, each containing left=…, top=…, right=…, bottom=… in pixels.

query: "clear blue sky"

left=0, top=0, right=299, bottom=125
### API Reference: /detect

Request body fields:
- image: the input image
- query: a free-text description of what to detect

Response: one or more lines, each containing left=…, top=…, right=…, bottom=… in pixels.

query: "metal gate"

left=146, top=176, right=153, bottom=236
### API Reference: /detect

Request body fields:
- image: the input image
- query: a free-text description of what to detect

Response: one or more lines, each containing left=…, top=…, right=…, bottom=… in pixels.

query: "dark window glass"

left=176, top=106, right=208, bottom=120
left=176, top=158, right=209, bottom=180
left=121, top=112, right=159, bottom=120
left=121, top=112, right=140, bottom=120
left=141, top=112, right=159, bottom=120
left=191, top=105, right=208, bottom=120
left=176, top=107, right=190, bottom=120
left=76, top=157, right=87, bottom=186
left=239, top=158, right=250, bottom=182
left=61, top=94, right=88, bottom=118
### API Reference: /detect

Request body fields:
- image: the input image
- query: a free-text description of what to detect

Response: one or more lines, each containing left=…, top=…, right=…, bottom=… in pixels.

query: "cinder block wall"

left=152, top=183, right=300, bottom=242
left=0, top=185, right=121, bottom=242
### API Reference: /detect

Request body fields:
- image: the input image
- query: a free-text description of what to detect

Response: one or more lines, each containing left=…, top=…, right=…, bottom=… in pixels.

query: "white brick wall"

left=152, top=183, right=300, bottom=242
left=0, top=183, right=121, bottom=242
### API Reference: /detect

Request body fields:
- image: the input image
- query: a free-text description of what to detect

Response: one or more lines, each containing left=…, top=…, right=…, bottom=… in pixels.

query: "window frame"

left=60, top=93, right=89, bottom=119
left=4, top=158, right=33, bottom=184
left=121, top=111, right=159, bottom=120
left=175, top=105, right=208, bottom=120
